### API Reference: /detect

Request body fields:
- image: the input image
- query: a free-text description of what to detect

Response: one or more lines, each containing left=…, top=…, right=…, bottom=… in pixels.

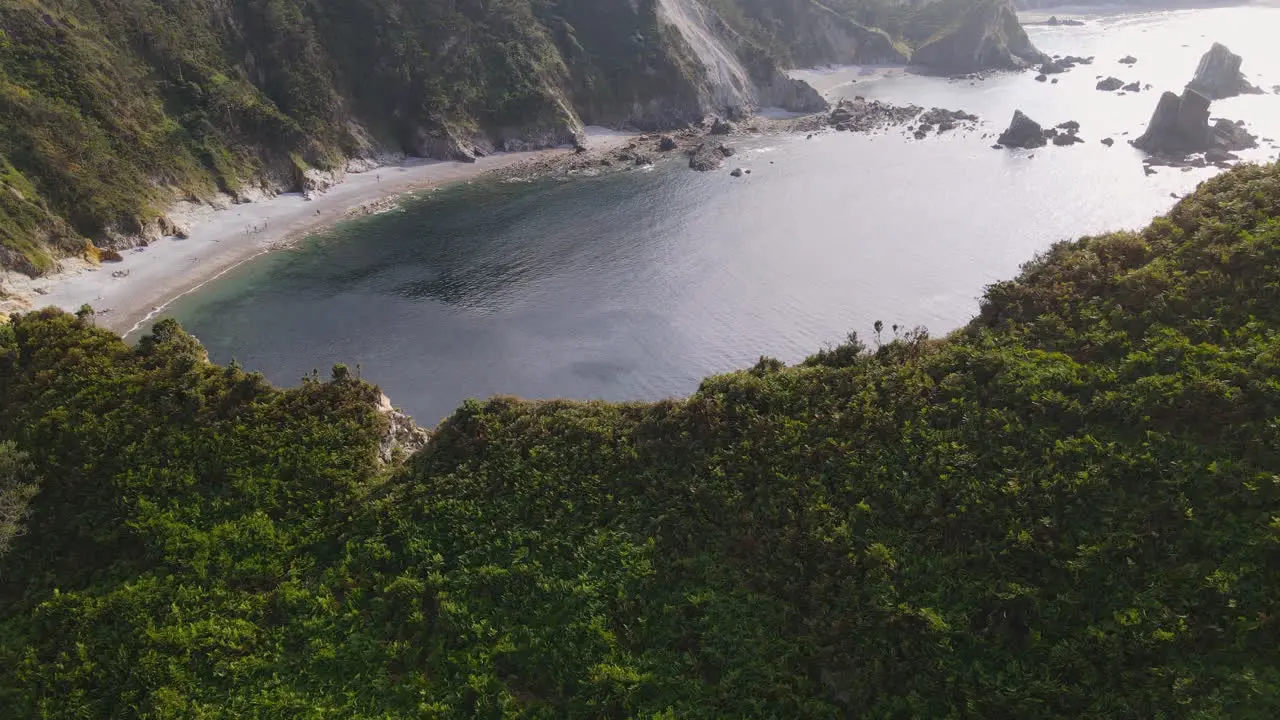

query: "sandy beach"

left=0, top=129, right=634, bottom=336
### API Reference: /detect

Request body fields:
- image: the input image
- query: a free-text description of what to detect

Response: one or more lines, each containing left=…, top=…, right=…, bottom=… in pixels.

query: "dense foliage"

left=1, top=162, right=1279, bottom=716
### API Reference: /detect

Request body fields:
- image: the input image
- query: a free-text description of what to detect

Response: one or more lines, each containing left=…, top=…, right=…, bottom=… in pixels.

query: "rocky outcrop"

left=910, top=1, right=1048, bottom=74
left=688, top=143, right=734, bottom=171
left=1096, top=77, right=1123, bottom=91
left=757, top=74, right=830, bottom=114
left=1186, top=43, right=1262, bottom=99
left=376, top=392, right=429, bottom=464
left=827, top=98, right=923, bottom=133
left=1132, top=88, right=1256, bottom=155
left=1132, top=89, right=1211, bottom=152
left=1133, top=89, right=1211, bottom=152
left=411, top=126, right=480, bottom=163
left=997, top=110, right=1047, bottom=148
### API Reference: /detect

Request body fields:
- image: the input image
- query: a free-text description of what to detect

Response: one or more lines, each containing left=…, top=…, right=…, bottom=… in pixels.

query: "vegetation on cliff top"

left=2, top=162, right=1279, bottom=716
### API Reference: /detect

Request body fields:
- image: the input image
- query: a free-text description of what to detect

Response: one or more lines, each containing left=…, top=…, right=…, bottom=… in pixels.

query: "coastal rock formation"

left=827, top=98, right=923, bottom=132
left=1096, top=77, right=1124, bottom=91
left=1133, top=89, right=1212, bottom=152
left=658, top=135, right=679, bottom=152
left=709, top=117, right=734, bottom=135
left=376, top=392, right=429, bottom=464
left=1122, top=81, right=1142, bottom=93
left=1186, top=43, right=1262, bottom=99
left=910, top=1, right=1048, bottom=74
left=758, top=74, right=830, bottom=113
left=1119, top=55, right=1138, bottom=65
left=688, top=143, right=733, bottom=171
left=997, top=110, right=1047, bottom=148
left=1133, top=88, right=1256, bottom=155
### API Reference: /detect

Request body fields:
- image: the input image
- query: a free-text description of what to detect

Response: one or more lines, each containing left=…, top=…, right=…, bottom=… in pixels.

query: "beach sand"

left=1, top=129, right=634, bottom=335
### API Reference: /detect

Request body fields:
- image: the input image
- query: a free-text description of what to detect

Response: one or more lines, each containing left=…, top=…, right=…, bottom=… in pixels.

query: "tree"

left=0, top=441, right=38, bottom=559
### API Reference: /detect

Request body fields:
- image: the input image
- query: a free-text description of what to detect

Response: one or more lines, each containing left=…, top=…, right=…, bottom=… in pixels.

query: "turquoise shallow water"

left=162, top=6, right=1280, bottom=425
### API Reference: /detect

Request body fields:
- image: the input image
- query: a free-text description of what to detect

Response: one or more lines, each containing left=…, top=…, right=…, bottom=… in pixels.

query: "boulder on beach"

left=1119, top=55, right=1138, bottom=65
left=709, top=117, right=733, bottom=135
left=1101, top=137, right=1115, bottom=146
left=657, top=135, right=678, bottom=152
left=909, top=1, right=1048, bottom=74
left=997, top=110, right=1047, bottom=148
left=1096, top=77, right=1124, bottom=91
left=730, top=168, right=744, bottom=178
left=1186, top=43, right=1262, bottom=99
left=1036, top=74, right=1048, bottom=82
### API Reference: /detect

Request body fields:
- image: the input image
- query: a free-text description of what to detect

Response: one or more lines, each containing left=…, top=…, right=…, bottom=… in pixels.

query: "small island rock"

left=997, top=110, right=1048, bottom=148
left=1186, top=43, right=1262, bottom=99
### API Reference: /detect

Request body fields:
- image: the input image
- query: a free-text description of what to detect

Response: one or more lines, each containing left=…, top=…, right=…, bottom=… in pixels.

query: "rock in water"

left=688, top=143, right=732, bottom=172
left=997, top=110, right=1047, bottom=148
left=1096, top=77, right=1124, bottom=91
left=1119, top=55, right=1138, bottom=65
left=1133, top=89, right=1211, bottom=152
left=1101, top=137, right=1115, bottom=146
left=1053, top=133, right=1083, bottom=146
left=1131, top=88, right=1254, bottom=154
left=1186, top=43, right=1262, bottom=99
left=1122, top=81, right=1141, bottom=92
left=730, top=167, right=744, bottom=178
left=1211, top=119, right=1257, bottom=152
left=910, top=1, right=1047, bottom=74
left=658, top=135, right=678, bottom=152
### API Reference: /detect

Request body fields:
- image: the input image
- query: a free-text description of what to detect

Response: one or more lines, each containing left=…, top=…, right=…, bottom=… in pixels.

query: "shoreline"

left=1, top=131, right=635, bottom=335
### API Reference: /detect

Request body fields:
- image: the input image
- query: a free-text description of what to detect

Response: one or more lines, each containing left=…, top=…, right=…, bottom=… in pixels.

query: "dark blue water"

left=164, top=7, right=1280, bottom=425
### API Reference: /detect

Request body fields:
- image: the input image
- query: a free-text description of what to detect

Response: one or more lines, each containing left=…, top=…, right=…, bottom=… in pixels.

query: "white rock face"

left=376, top=392, right=430, bottom=463
left=656, top=0, right=754, bottom=113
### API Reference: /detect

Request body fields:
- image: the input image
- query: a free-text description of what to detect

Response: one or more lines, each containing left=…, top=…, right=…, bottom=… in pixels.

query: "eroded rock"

left=997, top=110, right=1047, bottom=148
left=1187, top=43, right=1262, bottom=99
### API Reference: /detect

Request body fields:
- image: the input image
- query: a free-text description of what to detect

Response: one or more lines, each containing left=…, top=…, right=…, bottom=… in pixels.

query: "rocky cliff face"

left=911, top=0, right=1049, bottom=74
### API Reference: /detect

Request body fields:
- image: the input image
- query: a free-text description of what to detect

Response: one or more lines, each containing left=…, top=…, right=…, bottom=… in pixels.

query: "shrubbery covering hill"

left=5, top=164, right=1277, bottom=717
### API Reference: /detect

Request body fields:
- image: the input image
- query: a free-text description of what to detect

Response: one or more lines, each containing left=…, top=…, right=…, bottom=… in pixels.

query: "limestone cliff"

left=910, top=0, right=1049, bottom=74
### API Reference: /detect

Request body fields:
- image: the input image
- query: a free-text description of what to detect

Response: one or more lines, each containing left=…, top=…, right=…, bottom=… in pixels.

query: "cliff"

left=910, top=0, right=1048, bottom=74
left=2, top=162, right=1279, bottom=716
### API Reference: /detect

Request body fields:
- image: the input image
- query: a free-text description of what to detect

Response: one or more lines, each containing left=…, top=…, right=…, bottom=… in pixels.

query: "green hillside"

left=2, top=162, right=1278, bottom=717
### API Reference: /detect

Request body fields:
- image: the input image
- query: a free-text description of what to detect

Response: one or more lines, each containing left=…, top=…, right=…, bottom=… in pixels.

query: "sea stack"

left=997, top=110, right=1047, bottom=148
left=1186, top=43, right=1262, bottom=99
left=1133, top=87, right=1257, bottom=154
left=1132, top=89, right=1212, bottom=152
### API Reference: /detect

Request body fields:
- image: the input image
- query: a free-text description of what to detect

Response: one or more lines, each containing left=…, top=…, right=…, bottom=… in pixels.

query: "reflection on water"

left=163, top=6, right=1280, bottom=424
